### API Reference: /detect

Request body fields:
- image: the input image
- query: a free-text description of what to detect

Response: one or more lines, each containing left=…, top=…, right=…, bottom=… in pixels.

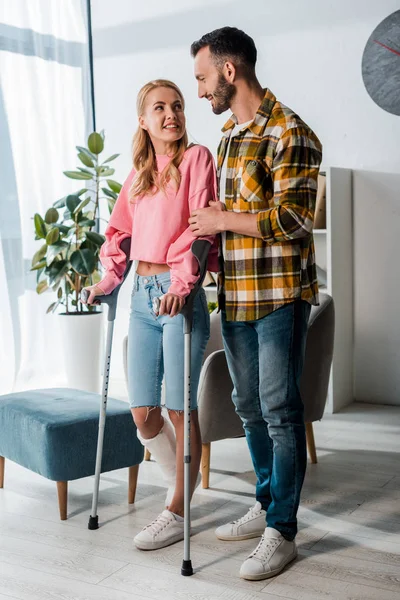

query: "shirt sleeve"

left=256, top=125, right=323, bottom=243
left=97, top=169, right=135, bottom=295
left=166, top=148, right=218, bottom=298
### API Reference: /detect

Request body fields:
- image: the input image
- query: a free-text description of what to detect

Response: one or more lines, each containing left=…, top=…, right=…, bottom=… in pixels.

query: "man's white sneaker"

left=215, top=501, right=266, bottom=541
left=239, top=527, right=297, bottom=580
left=133, top=510, right=184, bottom=550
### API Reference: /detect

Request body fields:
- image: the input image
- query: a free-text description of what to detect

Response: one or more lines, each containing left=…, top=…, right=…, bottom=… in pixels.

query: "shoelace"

left=142, top=512, right=173, bottom=535
left=249, top=535, right=280, bottom=561
left=231, top=503, right=263, bottom=525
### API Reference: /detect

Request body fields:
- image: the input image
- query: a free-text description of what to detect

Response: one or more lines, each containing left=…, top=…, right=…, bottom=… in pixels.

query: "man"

left=189, top=27, right=322, bottom=581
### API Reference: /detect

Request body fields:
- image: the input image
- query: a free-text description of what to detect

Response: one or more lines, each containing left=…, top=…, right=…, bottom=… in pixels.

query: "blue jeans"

left=127, top=272, right=210, bottom=411
left=221, top=300, right=311, bottom=541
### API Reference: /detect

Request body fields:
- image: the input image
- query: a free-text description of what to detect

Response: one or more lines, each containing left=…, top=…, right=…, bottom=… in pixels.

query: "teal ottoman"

left=0, top=388, right=143, bottom=520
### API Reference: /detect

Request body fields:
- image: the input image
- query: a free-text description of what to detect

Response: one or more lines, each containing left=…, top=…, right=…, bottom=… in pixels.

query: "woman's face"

left=139, top=86, right=186, bottom=154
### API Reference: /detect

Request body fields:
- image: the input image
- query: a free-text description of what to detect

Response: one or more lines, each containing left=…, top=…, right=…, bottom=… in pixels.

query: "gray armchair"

left=198, top=293, right=335, bottom=488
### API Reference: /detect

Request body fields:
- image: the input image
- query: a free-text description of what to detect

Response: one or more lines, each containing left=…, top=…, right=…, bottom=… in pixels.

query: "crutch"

left=180, top=239, right=211, bottom=576
left=81, top=237, right=133, bottom=531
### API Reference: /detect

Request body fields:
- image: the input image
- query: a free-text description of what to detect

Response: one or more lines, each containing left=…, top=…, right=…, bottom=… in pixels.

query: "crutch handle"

left=181, top=239, right=211, bottom=332
left=82, top=237, right=133, bottom=321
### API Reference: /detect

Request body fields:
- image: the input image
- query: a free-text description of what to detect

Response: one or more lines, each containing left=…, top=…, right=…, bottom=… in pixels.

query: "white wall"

left=92, top=0, right=400, bottom=402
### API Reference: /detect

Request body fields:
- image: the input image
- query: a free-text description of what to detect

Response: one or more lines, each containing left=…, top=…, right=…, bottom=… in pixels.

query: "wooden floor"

left=1, top=402, right=400, bottom=600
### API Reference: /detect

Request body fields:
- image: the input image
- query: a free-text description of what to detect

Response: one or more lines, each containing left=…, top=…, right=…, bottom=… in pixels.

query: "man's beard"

left=211, top=74, right=236, bottom=115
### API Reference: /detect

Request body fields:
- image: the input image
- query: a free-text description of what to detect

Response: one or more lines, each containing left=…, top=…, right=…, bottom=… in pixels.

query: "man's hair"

left=190, top=27, right=257, bottom=74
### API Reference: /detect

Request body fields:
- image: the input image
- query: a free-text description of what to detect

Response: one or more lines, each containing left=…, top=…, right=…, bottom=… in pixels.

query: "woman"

left=83, top=79, right=218, bottom=550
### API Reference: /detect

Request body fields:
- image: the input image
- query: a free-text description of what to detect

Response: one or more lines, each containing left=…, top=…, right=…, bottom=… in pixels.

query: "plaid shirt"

left=217, top=88, right=323, bottom=321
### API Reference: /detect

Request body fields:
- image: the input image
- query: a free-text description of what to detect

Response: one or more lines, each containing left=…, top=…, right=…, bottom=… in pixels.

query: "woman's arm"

left=96, top=169, right=135, bottom=294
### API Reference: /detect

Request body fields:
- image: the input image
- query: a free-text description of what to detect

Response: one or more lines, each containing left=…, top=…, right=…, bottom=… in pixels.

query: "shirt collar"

left=221, top=88, right=277, bottom=138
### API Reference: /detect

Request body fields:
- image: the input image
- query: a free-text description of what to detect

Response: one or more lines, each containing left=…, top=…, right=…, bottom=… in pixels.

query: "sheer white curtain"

left=0, top=0, right=93, bottom=394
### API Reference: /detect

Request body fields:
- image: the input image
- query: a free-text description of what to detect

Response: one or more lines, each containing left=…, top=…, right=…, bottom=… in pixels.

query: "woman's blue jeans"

left=221, top=300, right=311, bottom=541
left=127, top=272, right=210, bottom=411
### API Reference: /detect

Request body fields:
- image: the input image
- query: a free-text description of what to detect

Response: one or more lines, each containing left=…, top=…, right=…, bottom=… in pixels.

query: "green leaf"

left=66, top=194, right=81, bottom=213
left=101, top=187, right=118, bottom=200
left=46, top=302, right=57, bottom=314
left=78, top=152, right=94, bottom=168
left=34, top=214, right=47, bottom=239
left=45, top=207, right=59, bottom=224
left=106, top=179, right=122, bottom=194
left=31, top=259, right=47, bottom=271
left=70, top=248, right=96, bottom=276
left=46, top=241, right=68, bottom=266
left=36, top=267, right=45, bottom=283
left=74, top=197, right=91, bottom=215
left=57, top=287, right=63, bottom=299
left=58, top=225, right=72, bottom=235
left=53, top=196, right=67, bottom=208
left=76, top=146, right=96, bottom=161
left=78, top=219, right=96, bottom=228
left=98, top=167, right=115, bottom=177
left=46, top=259, right=69, bottom=286
left=46, top=227, right=60, bottom=245
left=108, top=198, right=116, bottom=214
left=31, top=243, right=47, bottom=267
left=87, top=132, right=104, bottom=155
left=86, top=231, right=105, bottom=246
left=63, top=170, right=92, bottom=180
left=76, top=187, right=88, bottom=196
left=36, top=280, right=48, bottom=294
left=77, top=167, right=94, bottom=176
left=101, top=153, right=119, bottom=164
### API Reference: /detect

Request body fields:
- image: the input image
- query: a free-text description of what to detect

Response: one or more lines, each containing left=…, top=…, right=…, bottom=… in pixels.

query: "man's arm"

left=189, top=125, right=322, bottom=240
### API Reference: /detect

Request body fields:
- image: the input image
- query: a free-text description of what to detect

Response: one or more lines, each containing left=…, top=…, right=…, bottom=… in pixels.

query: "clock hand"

left=373, top=39, right=400, bottom=57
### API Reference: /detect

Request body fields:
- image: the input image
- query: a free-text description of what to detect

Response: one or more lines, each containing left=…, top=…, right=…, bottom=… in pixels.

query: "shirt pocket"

left=234, top=158, right=272, bottom=212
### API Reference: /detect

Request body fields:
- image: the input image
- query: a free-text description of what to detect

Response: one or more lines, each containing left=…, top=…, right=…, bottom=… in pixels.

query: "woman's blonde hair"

left=129, top=79, right=188, bottom=200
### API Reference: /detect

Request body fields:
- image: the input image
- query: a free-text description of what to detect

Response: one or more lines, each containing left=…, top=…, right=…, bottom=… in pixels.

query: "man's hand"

left=188, top=200, right=226, bottom=236
left=158, top=293, right=185, bottom=317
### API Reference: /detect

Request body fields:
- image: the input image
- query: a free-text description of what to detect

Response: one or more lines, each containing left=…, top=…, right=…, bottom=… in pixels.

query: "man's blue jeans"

left=221, top=300, right=311, bottom=541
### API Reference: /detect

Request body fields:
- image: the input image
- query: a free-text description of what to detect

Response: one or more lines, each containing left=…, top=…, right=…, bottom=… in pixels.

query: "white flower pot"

left=59, top=311, right=104, bottom=393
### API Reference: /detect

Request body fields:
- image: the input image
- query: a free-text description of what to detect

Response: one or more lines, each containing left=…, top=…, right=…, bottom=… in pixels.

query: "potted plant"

left=31, top=131, right=122, bottom=391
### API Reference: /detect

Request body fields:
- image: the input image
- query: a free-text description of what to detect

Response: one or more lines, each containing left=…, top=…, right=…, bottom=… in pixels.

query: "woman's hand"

left=81, top=284, right=105, bottom=305
left=159, top=293, right=185, bottom=317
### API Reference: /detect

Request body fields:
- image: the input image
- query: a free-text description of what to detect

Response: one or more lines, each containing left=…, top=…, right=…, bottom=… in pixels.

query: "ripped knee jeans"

left=127, top=271, right=210, bottom=411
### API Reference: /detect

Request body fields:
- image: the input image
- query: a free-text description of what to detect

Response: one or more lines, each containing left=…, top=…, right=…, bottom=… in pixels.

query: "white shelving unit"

left=314, top=167, right=353, bottom=413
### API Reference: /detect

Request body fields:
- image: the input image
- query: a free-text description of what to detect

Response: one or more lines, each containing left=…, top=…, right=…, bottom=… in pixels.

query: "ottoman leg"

left=128, top=465, right=139, bottom=504
left=56, top=481, right=68, bottom=520
left=0, top=456, right=4, bottom=488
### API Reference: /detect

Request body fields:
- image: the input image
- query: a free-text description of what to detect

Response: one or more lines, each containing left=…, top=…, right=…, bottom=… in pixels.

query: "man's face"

left=194, top=46, right=236, bottom=115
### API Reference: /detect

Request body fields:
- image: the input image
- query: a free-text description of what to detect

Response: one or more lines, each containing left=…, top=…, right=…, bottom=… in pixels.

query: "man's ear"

left=223, top=61, right=236, bottom=83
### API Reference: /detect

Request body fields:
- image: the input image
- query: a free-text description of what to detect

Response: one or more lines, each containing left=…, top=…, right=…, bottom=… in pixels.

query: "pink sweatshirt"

left=98, top=145, right=219, bottom=298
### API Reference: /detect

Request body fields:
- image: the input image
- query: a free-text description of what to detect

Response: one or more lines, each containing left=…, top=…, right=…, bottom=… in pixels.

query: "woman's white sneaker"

left=239, top=527, right=297, bottom=580
left=215, top=501, right=266, bottom=540
left=133, top=510, right=184, bottom=550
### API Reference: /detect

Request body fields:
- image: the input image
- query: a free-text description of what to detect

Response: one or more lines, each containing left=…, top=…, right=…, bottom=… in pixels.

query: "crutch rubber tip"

left=181, top=560, right=193, bottom=576
left=88, top=515, right=99, bottom=530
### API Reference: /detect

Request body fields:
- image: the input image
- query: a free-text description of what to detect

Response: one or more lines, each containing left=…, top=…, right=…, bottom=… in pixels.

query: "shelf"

left=314, top=229, right=327, bottom=234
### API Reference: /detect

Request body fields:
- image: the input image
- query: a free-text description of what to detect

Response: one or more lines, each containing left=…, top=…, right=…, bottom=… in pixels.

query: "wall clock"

left=362, top=10, right=400, bottom=115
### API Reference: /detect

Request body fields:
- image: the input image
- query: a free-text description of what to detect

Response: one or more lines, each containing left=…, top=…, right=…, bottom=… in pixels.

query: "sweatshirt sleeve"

left=166, top=147, right=218, bottom=298
left=97, top=169, right=135, bottom=295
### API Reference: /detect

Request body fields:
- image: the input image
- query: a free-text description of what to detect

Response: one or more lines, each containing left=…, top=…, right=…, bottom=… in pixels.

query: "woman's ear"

left=138, top=115, right=147, bottom=130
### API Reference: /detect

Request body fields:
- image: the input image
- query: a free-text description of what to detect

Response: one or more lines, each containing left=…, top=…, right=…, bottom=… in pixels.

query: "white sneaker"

left=215, top=501, right=266, bottom=541
left=240, top=527, right=297, bottom=580
left=165, top=471, right=202, bottom=507
left=133, top=510, right=184, bottom=550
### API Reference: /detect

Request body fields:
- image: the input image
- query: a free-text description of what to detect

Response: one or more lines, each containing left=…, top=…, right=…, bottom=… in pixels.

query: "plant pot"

left=59, top=311, right=103, bottom=393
